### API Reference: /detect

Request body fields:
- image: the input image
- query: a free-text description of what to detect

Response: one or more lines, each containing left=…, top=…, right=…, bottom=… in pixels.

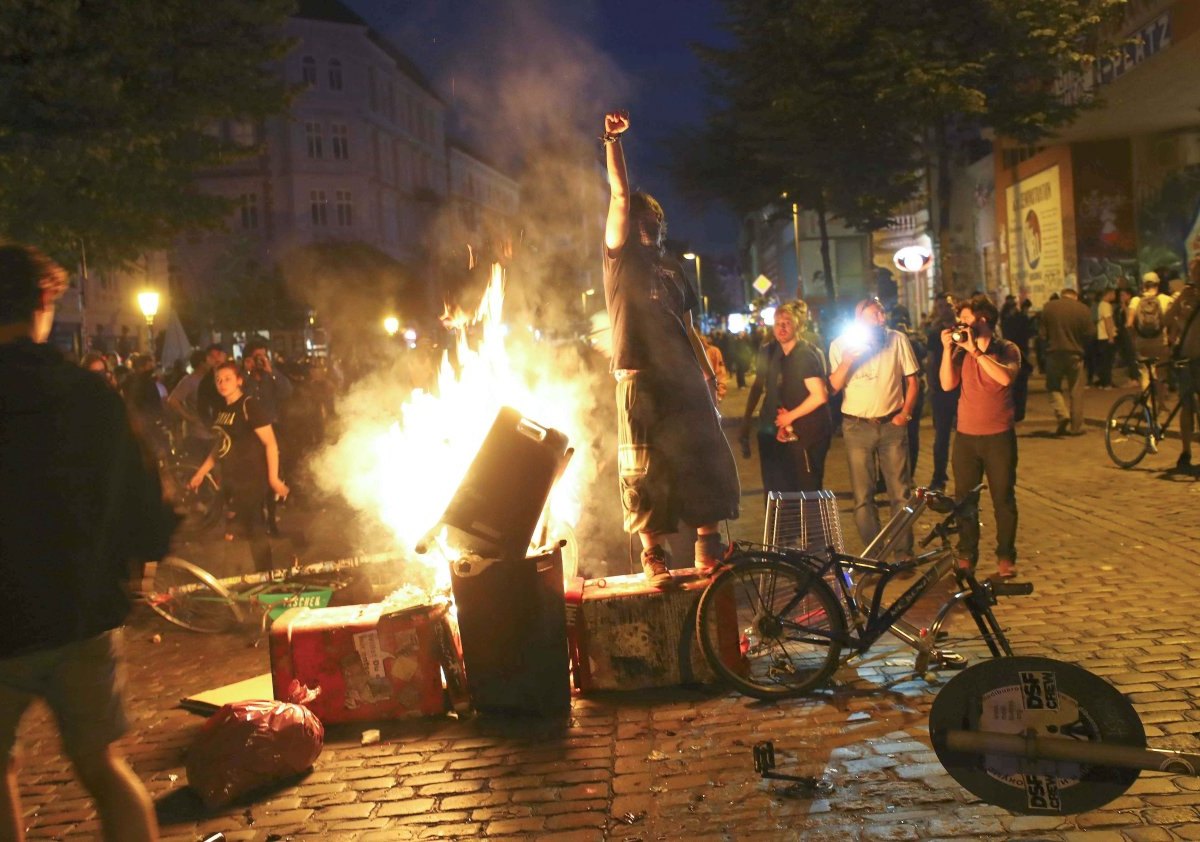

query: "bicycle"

left=141, top=551, right=402, bottom=633
left=1104, top=357, right=1187, bottom=468
left=694, top=486, right=1033, bottom=700
left=152, top=420, right=223, bottom=536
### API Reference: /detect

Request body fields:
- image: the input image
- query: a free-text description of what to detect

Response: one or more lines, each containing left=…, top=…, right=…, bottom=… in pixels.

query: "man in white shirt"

left=828, top=298, right=920, bottom=559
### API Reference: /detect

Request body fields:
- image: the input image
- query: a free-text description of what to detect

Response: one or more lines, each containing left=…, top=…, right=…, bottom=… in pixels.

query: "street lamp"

left=781, top=192, right=803, bottom=298
left=137, top=290, right=159, bottom=360
left=683, top=252, right=706, bottom=321
left=383, top=315, right=400, bottom=337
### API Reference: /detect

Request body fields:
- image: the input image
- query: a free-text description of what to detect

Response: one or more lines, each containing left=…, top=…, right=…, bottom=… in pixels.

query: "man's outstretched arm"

left=604, top=110, right=631, bottom=253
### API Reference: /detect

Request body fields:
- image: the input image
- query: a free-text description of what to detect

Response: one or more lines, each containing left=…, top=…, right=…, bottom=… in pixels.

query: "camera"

left=950, top=323, right=971, bottom=344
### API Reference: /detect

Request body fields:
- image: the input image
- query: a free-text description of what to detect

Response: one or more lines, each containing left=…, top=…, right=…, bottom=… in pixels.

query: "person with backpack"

left=1127, top=272, right=1174, bottom=393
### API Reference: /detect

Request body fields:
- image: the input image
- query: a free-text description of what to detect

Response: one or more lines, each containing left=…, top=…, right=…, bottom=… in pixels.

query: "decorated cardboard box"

left=270, top=600, right=458, bottom=723
left=565, top=567, right=736, bottom=692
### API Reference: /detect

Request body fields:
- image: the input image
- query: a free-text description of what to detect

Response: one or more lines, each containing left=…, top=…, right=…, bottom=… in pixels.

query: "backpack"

left=1134, top=295, right=1164, bottom=338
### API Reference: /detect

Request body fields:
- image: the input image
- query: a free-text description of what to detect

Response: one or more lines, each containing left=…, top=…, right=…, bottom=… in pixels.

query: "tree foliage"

left=0, top=0, right=296, bottom=269
left=676, top=0, right=1127, bottom=294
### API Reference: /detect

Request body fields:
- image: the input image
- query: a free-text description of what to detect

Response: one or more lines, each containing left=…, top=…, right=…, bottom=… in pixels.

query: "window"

left=240, top=193, right=259, bottom=229
left=328, top=59, right=343, bottom=91
left=386, top=83, right=395, bottom=122
left=230, top=121, right=256, bottom=147
left=305, top=122, right=323, bottom=159
left=331, top=123, right=349, bottom=160
left=310, top=190, right=327, bottom=226
left=301, top=56, right=316, bottom=85
left=368, top=66, right=378, bottom=111
left=335, top=190, right=353, bottom=226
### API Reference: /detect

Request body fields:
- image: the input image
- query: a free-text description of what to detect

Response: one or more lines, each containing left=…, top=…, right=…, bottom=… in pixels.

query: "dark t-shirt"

left=755, top=340, right=830, bottom=436
left=603, top=241, right=699, bottom=373
left=211, top=395, right=270, bottom=488
left=1, top=340, right=175, bottom=657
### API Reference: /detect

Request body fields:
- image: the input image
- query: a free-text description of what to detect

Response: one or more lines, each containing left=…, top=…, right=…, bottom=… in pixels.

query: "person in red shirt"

left=939, top=295, right=1022, bottom=580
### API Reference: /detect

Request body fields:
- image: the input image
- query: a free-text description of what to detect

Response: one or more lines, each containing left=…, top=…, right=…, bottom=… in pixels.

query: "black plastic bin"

left=450, top=544, right=571, bottom=715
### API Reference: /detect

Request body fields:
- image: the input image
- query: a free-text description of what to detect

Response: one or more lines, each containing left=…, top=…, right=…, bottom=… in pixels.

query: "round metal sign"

left=930, top=656, right=1145, bottom=815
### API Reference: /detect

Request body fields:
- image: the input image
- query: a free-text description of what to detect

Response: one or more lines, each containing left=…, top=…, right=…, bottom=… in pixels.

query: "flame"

left=319, top=263, right=592, bottom=589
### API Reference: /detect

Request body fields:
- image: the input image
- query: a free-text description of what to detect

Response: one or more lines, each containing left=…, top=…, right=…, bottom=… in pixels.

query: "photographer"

left=827, top=298, right=920, bottom=560
left=939, top=295, right=1022, bottom=580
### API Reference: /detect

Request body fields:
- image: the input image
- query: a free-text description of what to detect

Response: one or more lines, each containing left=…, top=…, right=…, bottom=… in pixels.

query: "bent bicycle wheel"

left=1104, top=394, right=1153, bottom=468
left=145, top=557, right=242, bottom=633
left=696, top=557, right=845, bottom=699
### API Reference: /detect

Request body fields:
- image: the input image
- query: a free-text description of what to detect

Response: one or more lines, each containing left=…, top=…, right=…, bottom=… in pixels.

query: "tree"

left=0, top=0, right=295, bottom=269
left=676, top=0, right=1127, bottom=296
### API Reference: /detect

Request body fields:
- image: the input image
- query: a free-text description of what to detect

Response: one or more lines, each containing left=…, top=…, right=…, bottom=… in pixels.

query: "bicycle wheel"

left=696, top=557, right=845, bottom=699
left=145, top=557, right=243, bottom=633
left=1104, top=394, right=1153, bottom=468
left=164, top=462, right=223, bottom=534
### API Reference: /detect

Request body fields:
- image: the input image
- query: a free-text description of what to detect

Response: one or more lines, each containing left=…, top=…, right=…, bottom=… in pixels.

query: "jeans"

left=928, top=388, right=958, bottom=488
left=952, top=429, right=1018, bottom=564
left=1096, top=340, right=1117, bottom=387
left=1046, top=351, right=1085, bottom=433
left=842, top=418, right=912, bottom=556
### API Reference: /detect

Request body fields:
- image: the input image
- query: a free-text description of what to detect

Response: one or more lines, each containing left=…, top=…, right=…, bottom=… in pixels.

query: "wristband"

left=600, top=132, right=622, bottom=145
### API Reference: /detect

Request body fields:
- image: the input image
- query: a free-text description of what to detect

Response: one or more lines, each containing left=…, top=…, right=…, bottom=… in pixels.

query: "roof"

left=293, top=0, right=443, bottom=103
left=447, top=139, right=516, bottom=181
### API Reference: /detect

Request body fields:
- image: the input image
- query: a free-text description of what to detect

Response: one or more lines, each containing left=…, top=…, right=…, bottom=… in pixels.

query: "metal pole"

left=944, top=729, right=1200, bottom=776
left=792, top=203, right=803, bottom=299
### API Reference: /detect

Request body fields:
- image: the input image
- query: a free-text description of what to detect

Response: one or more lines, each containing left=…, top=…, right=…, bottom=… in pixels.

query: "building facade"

left=992, top=0, right=1200, bottom=305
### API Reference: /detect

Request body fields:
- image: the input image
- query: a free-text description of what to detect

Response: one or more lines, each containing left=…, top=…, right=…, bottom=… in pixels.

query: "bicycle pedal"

left=932, top=651, right=969, bottom=670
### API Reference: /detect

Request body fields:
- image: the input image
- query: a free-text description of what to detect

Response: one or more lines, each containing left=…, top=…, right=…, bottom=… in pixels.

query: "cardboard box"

left=270, top=601, right=455, bottom=723
left=565, top=568, right=735, bottom=692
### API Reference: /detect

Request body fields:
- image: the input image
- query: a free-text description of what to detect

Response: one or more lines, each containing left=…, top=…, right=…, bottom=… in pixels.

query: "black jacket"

left=0, top=340, right=176, bottom=657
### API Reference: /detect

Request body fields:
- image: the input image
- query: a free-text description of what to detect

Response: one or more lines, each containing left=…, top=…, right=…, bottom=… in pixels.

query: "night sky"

left=347, top=0, right=737, bottom=255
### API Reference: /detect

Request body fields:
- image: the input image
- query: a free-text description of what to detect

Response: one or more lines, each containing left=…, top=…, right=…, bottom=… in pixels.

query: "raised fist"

left=605, top=110, right=630, bottom=135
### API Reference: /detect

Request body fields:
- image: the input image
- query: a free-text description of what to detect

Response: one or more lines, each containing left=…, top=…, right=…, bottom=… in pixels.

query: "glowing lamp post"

left=383, top=315, right=400, bottom=338
left=137, top=290, right=159, bottom=360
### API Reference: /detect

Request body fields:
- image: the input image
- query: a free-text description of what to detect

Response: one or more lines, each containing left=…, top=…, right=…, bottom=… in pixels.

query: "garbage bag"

left=186, top=681, right=324, bottom=809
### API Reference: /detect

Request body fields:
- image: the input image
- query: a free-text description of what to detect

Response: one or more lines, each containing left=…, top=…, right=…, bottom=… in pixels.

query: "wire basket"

left=763, top=489, right=845, bottom=554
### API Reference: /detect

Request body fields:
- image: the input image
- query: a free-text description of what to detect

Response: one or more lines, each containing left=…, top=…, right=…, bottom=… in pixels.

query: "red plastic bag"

left=186, top=681, right=324, bottom=809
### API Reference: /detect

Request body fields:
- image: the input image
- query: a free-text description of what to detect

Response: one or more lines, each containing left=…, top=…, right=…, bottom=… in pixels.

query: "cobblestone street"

left=11, top=378, right=1200, bottom=841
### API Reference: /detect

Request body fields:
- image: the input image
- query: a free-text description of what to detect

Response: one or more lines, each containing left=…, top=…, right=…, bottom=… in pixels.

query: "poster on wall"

left=1005, top=165, right=1064, bottom=307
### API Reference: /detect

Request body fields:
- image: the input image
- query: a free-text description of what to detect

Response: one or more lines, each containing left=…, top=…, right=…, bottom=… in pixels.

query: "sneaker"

left=641, top=545, right=675, bottom=588
left=1054, top=419, right=1070, bottom=436
left=996, top=559, right=1017, bottom=579
left=695, top=533, right=728, bottom=572
left=1176, top=452, right=1193, bottom=472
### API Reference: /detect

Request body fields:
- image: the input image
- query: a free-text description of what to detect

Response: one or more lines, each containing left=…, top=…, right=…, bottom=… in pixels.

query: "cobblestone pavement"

left=10, top=378, right=1200, bottom=840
